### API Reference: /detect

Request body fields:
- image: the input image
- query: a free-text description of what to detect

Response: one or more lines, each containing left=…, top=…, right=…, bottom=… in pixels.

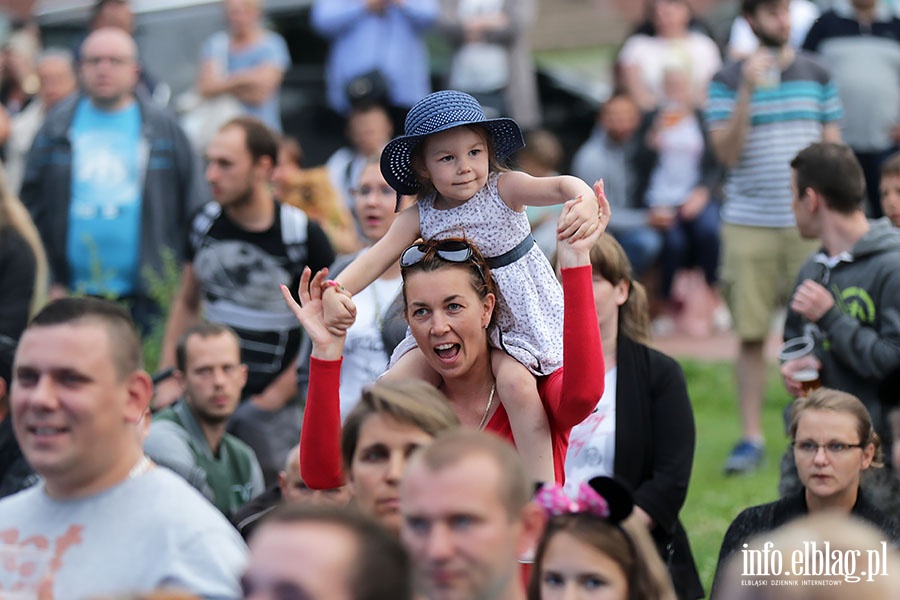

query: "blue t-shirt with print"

left=67, top=98, right=143, bottom=296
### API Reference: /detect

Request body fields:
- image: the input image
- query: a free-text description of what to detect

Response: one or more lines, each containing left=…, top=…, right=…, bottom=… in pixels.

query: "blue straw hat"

left=381, top=90, right=525, bottom=196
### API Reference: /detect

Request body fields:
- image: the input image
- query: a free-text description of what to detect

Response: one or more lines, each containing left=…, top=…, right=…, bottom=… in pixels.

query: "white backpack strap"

left=189, top=202, right=222, bottom=253
left=280, top=203, right=309, bottom=266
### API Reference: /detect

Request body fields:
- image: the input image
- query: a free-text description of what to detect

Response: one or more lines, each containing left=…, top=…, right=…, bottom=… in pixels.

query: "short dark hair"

left=0, top=335, right=16, bottom=390
left=348, top=101, right=391, bottom=122
left=278, top=135, right=303, bottom=167
left=221, top=116, right=279, bottom=165
left=28, top=297, right=142, bottom=379
left=175, top=322, right=242, bottom=372
left=409, top=429, right=532, bottom=519
left=258, top=504, right=413, bottom=600
left=741, top=0, right=782, bottom=16
left=790, top=143, right=866, bottom=214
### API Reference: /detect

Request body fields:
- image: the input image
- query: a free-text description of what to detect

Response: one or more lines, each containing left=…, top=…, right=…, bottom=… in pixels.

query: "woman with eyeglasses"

left=284, top=207, right=604, bottom=496
left=710, top=388, right=900, bottom=598
left=298, top=157, right=414, bottom=419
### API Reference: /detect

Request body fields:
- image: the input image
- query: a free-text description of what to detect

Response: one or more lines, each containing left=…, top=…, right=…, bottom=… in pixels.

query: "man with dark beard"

left=706, top=0, right=844, bottom=476
left=157, top=117, right=335, bottom=486
left=145, top=322, right=265, bottom=515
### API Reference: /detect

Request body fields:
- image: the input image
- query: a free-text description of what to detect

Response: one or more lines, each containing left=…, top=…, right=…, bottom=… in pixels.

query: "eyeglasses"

left=400, top=240, right=486, bottom=283
left=82, top=55, right=133, bottom=67
left=792, top=440, right=866, bottom=457
left=351, top=184, right=394, bottom=197
left=241, top=575, right=310, bottom=600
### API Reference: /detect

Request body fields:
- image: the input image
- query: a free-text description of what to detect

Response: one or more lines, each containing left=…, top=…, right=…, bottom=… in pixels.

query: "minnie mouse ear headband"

left=380, top=90, right=525, bottom=198
left=535, top=476, right=634, bottom=524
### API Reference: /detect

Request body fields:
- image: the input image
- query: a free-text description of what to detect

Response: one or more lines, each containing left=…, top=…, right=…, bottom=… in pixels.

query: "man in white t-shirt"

left=0, top=297, right=246, bottom=599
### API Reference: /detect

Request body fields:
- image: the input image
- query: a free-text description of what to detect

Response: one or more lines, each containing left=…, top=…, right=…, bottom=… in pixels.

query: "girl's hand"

left=556, top=196, right=607, bottom=269
left=556, top=179, right=610, bottom=242
left=280, top=267, right=348, bottom=360
left=556, top=193, right=598, bottom=241
left=593, top=179, right=611, bottom=238
left=322, top=282, right=357, bottom=335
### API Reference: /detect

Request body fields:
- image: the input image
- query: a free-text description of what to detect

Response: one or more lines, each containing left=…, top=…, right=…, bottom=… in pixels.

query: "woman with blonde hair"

left=335, top=379, right=460, bottom=533
left=0, top=166, right=46, bottom=339
left=711, top=388, right=900, bottom=598
left=273, top=135, right=361, bottom=255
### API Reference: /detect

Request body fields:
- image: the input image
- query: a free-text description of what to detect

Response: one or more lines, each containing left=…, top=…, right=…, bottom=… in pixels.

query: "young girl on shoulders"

left=322, top=90, right=608, bottom=483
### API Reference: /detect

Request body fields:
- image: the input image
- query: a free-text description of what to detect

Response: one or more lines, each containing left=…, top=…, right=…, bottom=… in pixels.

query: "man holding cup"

left=780, top=142, right=900, bottom=519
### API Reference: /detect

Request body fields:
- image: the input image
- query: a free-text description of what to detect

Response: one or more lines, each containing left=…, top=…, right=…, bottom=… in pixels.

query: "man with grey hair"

left=5, top=48, right=77, bottom=193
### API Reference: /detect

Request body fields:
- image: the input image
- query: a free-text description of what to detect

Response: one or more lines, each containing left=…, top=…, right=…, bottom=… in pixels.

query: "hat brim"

left=380, top=117, right=525, bottom=196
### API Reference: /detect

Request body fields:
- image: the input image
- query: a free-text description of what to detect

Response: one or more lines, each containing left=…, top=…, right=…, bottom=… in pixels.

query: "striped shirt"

left=706, top=53, right=843, bottom=227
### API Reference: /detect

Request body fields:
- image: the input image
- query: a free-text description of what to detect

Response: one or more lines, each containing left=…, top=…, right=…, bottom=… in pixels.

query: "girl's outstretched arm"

left=497, top=171, right=605, bottom=241
left=332, top=203, right=421, bottom=294
left=496, top=170, right=595, bottom=212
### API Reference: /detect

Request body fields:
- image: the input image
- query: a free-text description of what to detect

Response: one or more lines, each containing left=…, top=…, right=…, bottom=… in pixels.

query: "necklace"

left=128, top=455, right=153, bottom=480
left=477, top=384, right=496, bottom=431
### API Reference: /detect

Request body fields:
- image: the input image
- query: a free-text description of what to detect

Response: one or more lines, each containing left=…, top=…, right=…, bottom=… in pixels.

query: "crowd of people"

left=0, top=0, right=900, bottom=598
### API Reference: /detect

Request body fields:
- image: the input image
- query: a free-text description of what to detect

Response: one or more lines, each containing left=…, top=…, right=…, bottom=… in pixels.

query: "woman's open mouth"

left=434, top=343, right=460, bottom=361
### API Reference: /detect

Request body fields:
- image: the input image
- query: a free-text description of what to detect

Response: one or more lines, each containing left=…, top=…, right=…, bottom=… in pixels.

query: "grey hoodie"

left=784, top=218, right=900, bottom=436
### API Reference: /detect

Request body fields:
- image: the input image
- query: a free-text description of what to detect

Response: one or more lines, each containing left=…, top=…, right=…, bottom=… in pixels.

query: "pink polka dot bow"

left=534, top=482, right=611, bottom=518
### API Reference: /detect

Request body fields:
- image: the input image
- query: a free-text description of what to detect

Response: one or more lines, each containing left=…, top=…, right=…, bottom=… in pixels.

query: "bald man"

left=231, top=443, right=351, bottom=540
left=20, top=28, right=200, bottom=334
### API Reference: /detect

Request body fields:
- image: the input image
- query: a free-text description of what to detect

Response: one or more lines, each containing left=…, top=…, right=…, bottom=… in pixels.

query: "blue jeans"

left=615, top=227, right=663, bottom=278
left=854, top=147, right=897, bottom=219
left=659, top=201, right=720, bottom=299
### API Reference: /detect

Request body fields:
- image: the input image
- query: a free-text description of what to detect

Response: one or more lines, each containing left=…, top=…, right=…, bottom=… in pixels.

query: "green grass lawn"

left=680, top=359, right=791, bottom=596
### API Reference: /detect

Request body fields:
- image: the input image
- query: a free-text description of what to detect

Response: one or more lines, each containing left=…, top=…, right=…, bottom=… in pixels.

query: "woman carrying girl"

left=321, top=89, right=608, bottom=483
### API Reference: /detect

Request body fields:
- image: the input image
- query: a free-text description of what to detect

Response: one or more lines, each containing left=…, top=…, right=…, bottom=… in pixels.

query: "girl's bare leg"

left=491, top=349, right=555, bottom=484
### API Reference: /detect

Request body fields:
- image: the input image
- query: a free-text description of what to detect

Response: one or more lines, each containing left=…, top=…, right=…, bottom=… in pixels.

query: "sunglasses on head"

left=399, top=240, right=486, bottom=283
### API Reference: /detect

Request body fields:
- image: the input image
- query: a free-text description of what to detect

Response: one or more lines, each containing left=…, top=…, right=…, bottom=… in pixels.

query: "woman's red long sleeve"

left=299, top=356, right=345, bottom=489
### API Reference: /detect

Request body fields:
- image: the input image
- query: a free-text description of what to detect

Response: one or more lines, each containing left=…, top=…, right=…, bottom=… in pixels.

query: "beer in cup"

left=778, top=335, right=822, bottom=396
